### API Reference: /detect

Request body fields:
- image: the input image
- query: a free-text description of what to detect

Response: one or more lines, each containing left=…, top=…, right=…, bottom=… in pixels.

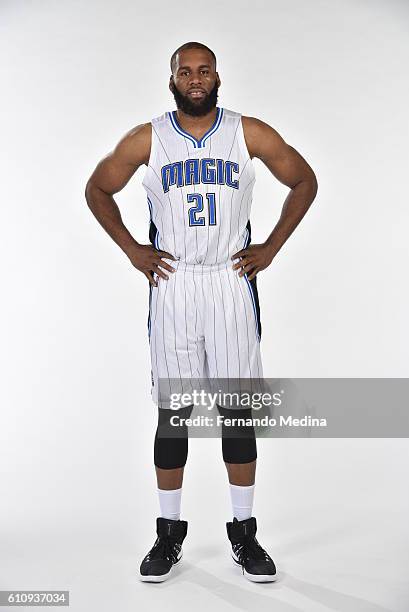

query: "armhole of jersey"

left=145, top=120, right=156, bottom=169
left=237, top=115, right=256, bottom=179
left=142, top=120, right=158, bottom=189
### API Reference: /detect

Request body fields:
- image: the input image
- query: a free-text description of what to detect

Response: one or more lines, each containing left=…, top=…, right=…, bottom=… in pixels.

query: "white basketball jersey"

left=142, top=107, right=255, bottom=265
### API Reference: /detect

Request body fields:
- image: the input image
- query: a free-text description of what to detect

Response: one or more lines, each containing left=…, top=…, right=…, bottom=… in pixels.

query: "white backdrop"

left=1, top=1, right=408, bottom=611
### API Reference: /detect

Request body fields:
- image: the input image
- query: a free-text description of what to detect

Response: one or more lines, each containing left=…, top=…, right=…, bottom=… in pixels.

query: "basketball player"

left=85, top=42, right=318, bottom=583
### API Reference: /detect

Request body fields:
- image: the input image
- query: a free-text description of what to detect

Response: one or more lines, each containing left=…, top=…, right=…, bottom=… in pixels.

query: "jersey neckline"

left=168, top=106, right=224, bottom=149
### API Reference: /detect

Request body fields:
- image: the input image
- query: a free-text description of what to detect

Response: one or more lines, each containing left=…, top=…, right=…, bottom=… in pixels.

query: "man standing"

left=85, top=41, right=317, bottom=583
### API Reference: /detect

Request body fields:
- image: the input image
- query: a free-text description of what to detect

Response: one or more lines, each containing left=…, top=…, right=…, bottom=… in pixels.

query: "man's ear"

left=169, top=75, right=174, bottom=93
left=216, top=73, right=221, bottom=88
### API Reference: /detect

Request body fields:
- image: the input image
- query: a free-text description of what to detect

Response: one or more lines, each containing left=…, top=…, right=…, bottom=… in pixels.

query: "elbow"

left=312, top=173, right=318, bottom=198
left=296, top=169, right=318, bottom=201
left=307, top=170, right=318, bottom=201
left=84, top=179, right=97, bottom=209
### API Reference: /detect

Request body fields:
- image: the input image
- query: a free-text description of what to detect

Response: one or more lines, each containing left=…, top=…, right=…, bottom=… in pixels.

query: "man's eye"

left=201, top=70, right=209, bottom=75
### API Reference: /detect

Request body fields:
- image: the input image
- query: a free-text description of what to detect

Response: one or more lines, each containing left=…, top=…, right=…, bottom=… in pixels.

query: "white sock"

left=229, top=483, right=255, bottom=521
left=158, top=487, right=182, bottom=521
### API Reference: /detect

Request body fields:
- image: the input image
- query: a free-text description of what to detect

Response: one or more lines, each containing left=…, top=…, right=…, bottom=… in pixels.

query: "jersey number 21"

left=187, top=193, right=217, bottom=226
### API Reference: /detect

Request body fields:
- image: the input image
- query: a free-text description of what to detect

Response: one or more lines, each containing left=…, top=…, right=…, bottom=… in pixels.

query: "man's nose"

left=189, top=72, right=202, bottom=85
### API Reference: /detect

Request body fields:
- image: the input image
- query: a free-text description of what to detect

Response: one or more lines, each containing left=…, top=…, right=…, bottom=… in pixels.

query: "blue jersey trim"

left=147, top=196, right=160, bottom=250
left=168, top=107, right=223, bottom=149
left=147, top=196, right=153, bottom=220
left=244, top=274, right=261, bottom=343
left=243, top=227, right=250, bottom=249
left=148, top=283, right=152, bottom=340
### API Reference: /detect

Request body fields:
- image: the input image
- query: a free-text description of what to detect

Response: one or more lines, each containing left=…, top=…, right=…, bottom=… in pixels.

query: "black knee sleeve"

left=154, top=405, right=194, bottom=470
left=219, top=406, right=258, bottom=464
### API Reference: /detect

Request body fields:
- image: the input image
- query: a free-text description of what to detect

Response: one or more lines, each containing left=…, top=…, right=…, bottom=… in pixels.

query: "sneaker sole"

left=139, top=550, right=183, bottom=583
left=231, top=554, right=277, bottom=583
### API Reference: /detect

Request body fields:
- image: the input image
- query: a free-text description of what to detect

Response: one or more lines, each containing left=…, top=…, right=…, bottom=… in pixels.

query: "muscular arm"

left=232, top=116, right=318, bottom=279
left=85, top=123, right=150, bottom=254
left=85, top=123, right=176, bottom=285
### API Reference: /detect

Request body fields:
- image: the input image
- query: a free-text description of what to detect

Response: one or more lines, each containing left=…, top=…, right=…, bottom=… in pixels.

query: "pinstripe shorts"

left=147, top=260, right=263, bottom=408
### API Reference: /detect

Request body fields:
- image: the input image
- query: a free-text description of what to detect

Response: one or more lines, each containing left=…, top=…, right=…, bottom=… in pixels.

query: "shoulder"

left=112, top=122, right=152, bottom=166
left=120, top=121, right=152, bottom=145
left=241, top=115, right=287, bottom=160
left=241, top=115, right=284, bottom=141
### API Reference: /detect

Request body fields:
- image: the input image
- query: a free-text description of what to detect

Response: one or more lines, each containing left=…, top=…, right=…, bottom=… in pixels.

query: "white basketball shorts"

left=147, top=260, right=263, bottom=408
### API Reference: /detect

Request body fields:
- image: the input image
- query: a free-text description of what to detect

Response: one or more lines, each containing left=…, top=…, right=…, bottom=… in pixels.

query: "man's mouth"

left=188, top=90, right=206, bottom=99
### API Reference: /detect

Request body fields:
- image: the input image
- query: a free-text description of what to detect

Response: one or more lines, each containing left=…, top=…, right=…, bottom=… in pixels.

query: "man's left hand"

left=231, top=243, right=274, bottom=280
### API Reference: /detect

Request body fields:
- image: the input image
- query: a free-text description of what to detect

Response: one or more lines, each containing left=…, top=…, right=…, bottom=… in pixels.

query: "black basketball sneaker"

left=226, top=516, right=277, bottom=582
left=139, top=517, right=188, bottom=582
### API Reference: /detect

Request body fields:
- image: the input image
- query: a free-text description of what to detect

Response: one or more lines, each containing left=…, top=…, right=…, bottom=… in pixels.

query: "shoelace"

left=233, top=537, right=269, bottom=574
left=148, top=536, right=180, bottom=563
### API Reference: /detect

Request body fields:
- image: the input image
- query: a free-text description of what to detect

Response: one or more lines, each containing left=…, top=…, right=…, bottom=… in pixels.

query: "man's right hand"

left=126, top=243, right=177, bottom=286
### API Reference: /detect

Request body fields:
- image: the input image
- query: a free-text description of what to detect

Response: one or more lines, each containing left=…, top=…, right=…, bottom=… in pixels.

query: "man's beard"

left=170, top=80, right=219, bottom=117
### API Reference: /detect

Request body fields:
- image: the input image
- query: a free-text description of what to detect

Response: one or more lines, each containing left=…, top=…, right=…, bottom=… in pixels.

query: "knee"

left=154, top=433, right=188, bottom=469
left=222, top=436, right=257, bottom=464
left=219, top=406, right=257, bottom=464
left=154, top=405, right=194, bottom=469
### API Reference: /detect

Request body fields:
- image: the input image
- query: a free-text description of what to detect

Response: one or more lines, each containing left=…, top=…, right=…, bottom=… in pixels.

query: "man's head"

left=169, top=42, right=221, bottom=117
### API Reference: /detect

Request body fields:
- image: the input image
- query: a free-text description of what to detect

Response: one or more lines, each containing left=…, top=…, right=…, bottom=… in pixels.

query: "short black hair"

left=170, top=42, right=217, bottom=74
